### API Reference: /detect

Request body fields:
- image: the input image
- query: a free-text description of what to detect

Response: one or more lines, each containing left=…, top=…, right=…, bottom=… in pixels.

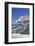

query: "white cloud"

left=15, top=20, right=17, bottom=23
left=14, top=15, right=29, bottom=24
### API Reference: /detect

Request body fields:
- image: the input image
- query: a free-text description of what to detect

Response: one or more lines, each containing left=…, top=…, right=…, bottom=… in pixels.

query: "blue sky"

left=12, top=8, right=29, bottom=24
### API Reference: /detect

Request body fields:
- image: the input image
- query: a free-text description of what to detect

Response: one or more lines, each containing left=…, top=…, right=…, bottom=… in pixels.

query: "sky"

left=12, top=8, right=29, bottom=24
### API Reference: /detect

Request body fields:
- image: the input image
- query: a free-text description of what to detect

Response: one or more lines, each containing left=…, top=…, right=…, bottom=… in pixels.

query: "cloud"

left=15, top=18, right=20, bottom=23
left=15, top=20, right=17, bottom=23
left=14, top=15, right=29, bottom=24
